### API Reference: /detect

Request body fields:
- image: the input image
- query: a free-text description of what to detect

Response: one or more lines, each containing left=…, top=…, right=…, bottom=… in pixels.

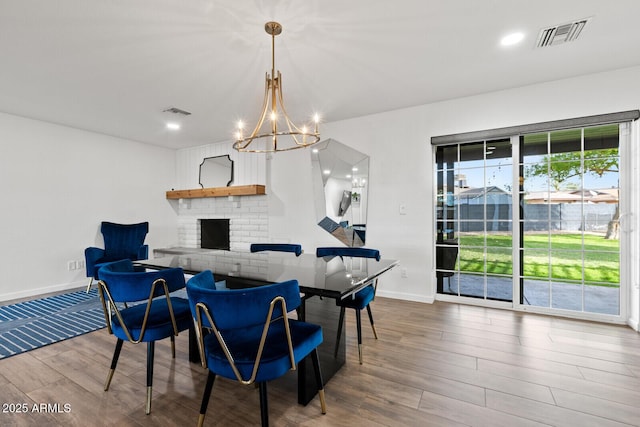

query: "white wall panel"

left=175, top=141, right=266, bottom=189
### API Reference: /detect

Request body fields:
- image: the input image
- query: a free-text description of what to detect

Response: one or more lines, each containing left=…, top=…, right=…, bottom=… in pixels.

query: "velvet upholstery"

left=96, top=259, right=191, bottom=414
left=337, top=283, right=375, bottom=310
left=250, top=243, right=303, bottom=256
left=186, top=271, right=326, bottom=426
left=315, top=247, right=380, bottom=261
left=85, top=221, right=149, bottom=280
left=316, top=246, right=381, bottom=364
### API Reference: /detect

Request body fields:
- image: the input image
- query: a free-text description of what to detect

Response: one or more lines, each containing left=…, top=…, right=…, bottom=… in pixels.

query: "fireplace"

left=200, top=219, right=230, bottom=250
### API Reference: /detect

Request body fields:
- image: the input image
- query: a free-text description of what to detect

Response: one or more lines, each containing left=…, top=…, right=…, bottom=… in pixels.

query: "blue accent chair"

left=186, top=270, right=327, bottom=427
left=97, top=259, right=192, bottom=415
left=316, top=247, right=381, bottom=364
left=85, top=222, right=149, bottom=290
left=250, top=243, right=303, bottom=256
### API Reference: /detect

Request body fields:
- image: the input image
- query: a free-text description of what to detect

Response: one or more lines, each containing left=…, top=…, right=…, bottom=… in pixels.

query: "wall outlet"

left=67, top=260, right=84, bottom=271
left=401, top=268, right=408, bottom=278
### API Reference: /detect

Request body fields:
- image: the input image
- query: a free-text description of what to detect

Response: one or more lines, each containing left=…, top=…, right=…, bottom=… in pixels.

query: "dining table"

left=136, top=247, right=399, bottom=405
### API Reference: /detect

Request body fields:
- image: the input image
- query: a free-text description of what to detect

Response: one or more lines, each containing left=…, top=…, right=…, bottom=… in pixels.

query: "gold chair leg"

left=146, top=386, right=152, bottom=415
left=197, top=414, right=206, bottom=427
left=104, top=368, right=115, bottom=391
left=105, top=339, right=123, bottom=391
left=318, top=389, right=327, bottom=414
left=358, top=344, right=363, bottom=365
left=86, top=277, right=93, bottom=293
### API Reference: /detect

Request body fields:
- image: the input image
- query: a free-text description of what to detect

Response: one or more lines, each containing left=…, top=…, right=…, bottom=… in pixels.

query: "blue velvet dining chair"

left=97, top=259, right=192, bottom=415
left=316, top=246, right=381, bottom=364
left=250, top=243, right=303, bottom=256
left=186, top=270, right=327, bottom=427
left=85, top=221, right=149, bottom=291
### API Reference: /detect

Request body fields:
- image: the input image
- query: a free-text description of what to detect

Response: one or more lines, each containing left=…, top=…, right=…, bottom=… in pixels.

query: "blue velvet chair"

left=250, top=243, right=303, bottom=256
left=97, top=259, right=192, bottom=415
left=316, top=247, right=381, bottom=364
left=85, top=221, right=150, bottom=291
left=186, top=270, right=326, bottom=427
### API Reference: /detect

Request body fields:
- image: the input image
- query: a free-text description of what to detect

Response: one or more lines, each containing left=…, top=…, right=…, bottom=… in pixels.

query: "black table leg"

left=297, top=295, right=345, bottom=405
left=188, top=323, right=200, bottom=364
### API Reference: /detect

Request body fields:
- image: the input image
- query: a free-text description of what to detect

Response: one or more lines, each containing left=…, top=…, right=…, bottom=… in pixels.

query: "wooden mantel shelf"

left=166, top=184, right=266, bottom=199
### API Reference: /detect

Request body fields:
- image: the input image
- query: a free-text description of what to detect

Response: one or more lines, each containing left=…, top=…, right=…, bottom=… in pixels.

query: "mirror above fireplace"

left=199, top=155, right=234, bottom=188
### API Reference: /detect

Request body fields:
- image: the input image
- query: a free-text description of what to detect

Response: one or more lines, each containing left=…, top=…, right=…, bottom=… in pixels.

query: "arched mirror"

left=311, top=139, right=369, bottom=246
left=199, top=155, right=234, bottom=188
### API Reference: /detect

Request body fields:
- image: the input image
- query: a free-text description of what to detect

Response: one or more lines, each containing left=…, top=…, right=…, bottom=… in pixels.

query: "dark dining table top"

left=135, top=248, right=398, bottom=300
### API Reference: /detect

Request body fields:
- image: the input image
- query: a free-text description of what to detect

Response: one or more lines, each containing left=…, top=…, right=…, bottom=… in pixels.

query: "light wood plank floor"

left=1, top=298, right=640, bottom=426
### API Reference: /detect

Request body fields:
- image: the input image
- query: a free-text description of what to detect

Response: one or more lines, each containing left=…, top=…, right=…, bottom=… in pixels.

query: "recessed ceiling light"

left=500, top=32, right=524, bottom=47
left=166, top=122, right=181, bottom=131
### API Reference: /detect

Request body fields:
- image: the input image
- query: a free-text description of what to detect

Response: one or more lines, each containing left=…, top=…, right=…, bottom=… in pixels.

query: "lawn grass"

left=455, top=233, right=619, bottom=285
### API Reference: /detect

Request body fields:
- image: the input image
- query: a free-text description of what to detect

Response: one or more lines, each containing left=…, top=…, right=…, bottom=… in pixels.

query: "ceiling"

left=2, top=0, right=640, bottom=150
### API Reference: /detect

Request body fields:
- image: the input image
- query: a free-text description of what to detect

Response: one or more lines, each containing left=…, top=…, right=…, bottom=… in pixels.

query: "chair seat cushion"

left=203, top=319, right=322, bottom=383
left=111, top=297, right=192, bottom=342
left=337, top=285, right=374, bottom=310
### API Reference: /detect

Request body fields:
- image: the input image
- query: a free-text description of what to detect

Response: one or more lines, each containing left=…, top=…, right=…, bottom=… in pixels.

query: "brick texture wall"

left=175, top=195, right=268, bottom=251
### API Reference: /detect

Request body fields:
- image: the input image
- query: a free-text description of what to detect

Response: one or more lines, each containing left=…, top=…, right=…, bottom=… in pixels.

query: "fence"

left=456, top=203, right=617, bottom=232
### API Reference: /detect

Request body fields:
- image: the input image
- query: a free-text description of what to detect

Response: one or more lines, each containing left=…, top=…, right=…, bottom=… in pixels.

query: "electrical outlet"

left=77, top=260, right=85, bottom=270
left=401, top=268, right=408, bottom=278
left=67, top=260, right=77, bottom=271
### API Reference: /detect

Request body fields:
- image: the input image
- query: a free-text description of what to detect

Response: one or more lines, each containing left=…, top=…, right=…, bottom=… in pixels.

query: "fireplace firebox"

left=200, top=219, right=230, bottom=250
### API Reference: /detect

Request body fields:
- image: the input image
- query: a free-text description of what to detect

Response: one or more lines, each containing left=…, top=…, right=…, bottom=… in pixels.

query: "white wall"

left=0, top=112, right=178, bottom=301
left=174, top=66, right=640, bottom=328
left=268, top=65, right=640, bottom=328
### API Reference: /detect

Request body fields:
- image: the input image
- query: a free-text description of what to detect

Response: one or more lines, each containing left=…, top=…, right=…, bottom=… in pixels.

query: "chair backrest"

left=316, top=247, right=380, bottom=261
left=436, top=241, right=458, bottom=278
left=101, top=221, right=149, bottom=260
left=250, top=243, right=303, bottom=256
left=186, top=273, right=301, bottom=331
left=98, top=259, right=185, bottom=303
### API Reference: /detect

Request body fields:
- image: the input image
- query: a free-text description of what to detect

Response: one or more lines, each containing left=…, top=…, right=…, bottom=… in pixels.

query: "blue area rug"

left=0, top=288, right=105, bottom=360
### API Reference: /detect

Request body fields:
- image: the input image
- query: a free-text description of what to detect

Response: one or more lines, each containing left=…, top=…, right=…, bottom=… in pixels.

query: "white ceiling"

left=2, top=0, right=640, bottom=149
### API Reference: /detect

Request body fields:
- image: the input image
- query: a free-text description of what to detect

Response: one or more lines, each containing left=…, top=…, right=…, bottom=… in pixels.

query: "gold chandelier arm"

left=234, top=73, right=272, bottom=151
left=275, top=77, right=315, bottom=147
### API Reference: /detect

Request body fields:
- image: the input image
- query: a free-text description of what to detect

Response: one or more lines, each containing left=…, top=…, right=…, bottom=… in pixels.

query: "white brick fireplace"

left=175, top=195, right=268, bottom=251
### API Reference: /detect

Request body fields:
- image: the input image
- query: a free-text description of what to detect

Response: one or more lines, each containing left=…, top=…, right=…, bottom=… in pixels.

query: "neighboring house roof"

left=453, top=186, right=618, bottom=204
left=525, top=188, right=618, bottom=204
left=458, top=186, right=508, bottom=198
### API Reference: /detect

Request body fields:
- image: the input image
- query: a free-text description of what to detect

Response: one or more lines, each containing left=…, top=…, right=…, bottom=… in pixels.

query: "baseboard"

left=0, top=280, right=88, bottom=304
left=376, top=289, right=434, bottom=304
left=628, top=318, right=639, bottom=332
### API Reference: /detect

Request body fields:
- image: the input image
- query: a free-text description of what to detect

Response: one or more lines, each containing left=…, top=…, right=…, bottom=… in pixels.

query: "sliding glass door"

left=436, top=138, right=513, bottom=302
left=435, top=123, right=624, bottom=318
left=519, top=125, right=620, bottom=314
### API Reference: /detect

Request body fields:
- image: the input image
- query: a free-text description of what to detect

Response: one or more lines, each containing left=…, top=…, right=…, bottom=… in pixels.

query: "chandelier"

left=233, top=21, right=320, bottom=153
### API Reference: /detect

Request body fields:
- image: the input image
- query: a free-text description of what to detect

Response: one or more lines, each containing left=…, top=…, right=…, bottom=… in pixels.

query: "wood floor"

left=2, top=297, right=640, bottom=426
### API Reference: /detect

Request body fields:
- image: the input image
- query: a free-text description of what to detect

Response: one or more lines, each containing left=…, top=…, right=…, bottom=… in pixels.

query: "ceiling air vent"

left=536, top=18, right=590, bottom=48
left=163, top=107, right=192, bottom=116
